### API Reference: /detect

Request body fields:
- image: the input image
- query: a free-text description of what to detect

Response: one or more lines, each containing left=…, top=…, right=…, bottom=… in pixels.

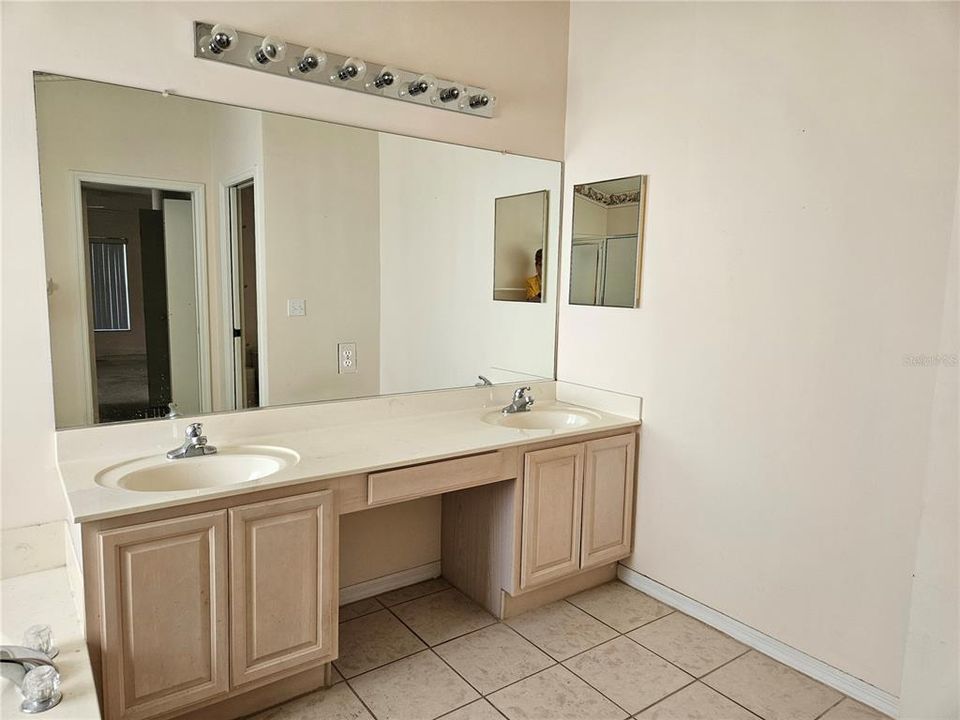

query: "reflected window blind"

left=90, top=240, right=131, bottom=331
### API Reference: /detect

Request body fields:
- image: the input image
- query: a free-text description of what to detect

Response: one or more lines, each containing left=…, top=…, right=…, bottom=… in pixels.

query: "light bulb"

left=405, top=74, right=436, bottom=97
left=291, top=47, right=326, bottom=74
left=438, top=86, right=462, bottom=104
left=332, top=57, right=367, bottom=82
left=366, top=66, right=399, bottom=90
left=202, top=24, right=238, bottom=55
left=251, top=35, right=287, bottom=65
left=468, top=93, right=494, bottom=109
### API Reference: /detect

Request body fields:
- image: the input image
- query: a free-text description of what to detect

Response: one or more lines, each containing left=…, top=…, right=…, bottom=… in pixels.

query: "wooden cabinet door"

left=581, top=433, right=636, bottom=569
left=98, top=511, right=229, bottom=720
left=229, top=490, right=337, bottom=687
left=520, top=444, right=585, bottom=590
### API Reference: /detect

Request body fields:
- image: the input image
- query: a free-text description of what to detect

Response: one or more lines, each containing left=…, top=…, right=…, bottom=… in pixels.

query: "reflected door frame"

left=69, top=171, right=212, bottom=424
left=219, top=168, right=268, bottom=410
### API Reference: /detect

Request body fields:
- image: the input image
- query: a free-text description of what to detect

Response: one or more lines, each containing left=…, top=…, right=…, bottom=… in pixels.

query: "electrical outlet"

left=338, top=342, right=357, bottom=374
left=287, top=299, right=306, bottom=317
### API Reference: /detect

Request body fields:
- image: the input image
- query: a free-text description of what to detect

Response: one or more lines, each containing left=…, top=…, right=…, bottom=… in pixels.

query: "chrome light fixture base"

left=193, top=22, right=496, bottom=119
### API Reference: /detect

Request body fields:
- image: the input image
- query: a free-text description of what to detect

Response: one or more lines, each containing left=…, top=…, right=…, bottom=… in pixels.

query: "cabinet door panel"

left=581, top=433, right=636, bottom=569
left=230, top=490, right=337, bottom=686
left=520, top=444, right=584, bottom=590
left=98, top=511, right=229, bottom=720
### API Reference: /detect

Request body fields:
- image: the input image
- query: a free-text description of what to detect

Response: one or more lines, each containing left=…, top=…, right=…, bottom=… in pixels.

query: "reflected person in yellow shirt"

left=525, top=248, right=543, bottom=302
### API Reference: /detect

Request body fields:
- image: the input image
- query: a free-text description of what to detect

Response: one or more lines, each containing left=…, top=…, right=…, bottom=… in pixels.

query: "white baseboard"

left=339, top=561, right=442, bottom=606
left=617, top=565, right=899, bottom=718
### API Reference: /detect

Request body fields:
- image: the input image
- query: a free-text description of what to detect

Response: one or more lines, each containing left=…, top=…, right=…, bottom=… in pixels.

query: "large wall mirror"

left=35, top=74, right=561, bottom=428
left=570, top=175, right=646, bottom=308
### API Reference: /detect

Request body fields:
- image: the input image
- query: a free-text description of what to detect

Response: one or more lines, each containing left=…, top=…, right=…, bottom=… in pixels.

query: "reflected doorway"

left=79, top=180, right=206, bottom=422
left=227, top=179, right=260, bottom=409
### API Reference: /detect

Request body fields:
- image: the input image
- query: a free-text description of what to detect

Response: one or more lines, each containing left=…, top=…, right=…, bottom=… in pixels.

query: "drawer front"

left=367, top=448, right=517, bottom=507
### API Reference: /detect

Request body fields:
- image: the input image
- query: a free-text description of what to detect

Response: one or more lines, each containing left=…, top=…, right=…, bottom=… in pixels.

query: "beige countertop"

left=1, top=568, right=101, bottom=719
left=57, top=382, right=642, bottom=523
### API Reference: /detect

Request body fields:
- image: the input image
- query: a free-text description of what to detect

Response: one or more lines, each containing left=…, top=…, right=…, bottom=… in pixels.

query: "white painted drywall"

left=560, top=1, right=958, bottom=696
left=898, top=174, right=959, bottom=719
left=1, top=0, right=569, bottom=530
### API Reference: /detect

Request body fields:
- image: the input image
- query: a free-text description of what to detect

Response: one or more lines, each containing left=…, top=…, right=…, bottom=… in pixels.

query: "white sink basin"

left=95, top=445, right=300, bottom=492
left=482, top=406, right=602, bottom=430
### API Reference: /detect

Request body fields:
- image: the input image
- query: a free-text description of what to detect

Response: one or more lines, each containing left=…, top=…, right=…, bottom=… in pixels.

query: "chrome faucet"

left=1, top=645, right=61, bottom=712
left=502, top=386, right=535, bottom=414
left=166, top=423, right=218, bottom=460
left=475, top=375, right=493, bottom=387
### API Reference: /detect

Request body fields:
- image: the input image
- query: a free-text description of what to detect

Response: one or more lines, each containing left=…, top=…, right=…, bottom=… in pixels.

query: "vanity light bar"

left=193, top=22, right=497, bottom=118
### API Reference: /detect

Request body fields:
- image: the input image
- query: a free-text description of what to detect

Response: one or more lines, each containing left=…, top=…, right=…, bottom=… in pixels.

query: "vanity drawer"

left=367, top=448, right=518, bottom=506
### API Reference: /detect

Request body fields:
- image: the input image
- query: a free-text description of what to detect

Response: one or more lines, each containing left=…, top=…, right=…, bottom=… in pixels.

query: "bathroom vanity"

left=58, top=386, right=640, bottom=720
left=33, top=66, right=645, bottom=720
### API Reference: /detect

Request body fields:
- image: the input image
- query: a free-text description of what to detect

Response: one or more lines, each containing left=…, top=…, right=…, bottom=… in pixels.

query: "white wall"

left=379, top=134, right=560, bottom=393
left=260, top=113, right=381, bottom=406
left=559, top=1, right=958, bottom=698
left=0, top=0, right=569, bottom=531
left=898, top=176, right=958, bottom=719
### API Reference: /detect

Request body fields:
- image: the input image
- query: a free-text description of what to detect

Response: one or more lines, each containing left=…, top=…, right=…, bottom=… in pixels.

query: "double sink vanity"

left=57, top=383, right=641, bottom=720
left=28, top=63, right=646, bottom=720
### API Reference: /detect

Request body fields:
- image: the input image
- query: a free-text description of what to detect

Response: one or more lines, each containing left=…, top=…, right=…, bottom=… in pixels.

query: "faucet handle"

left=23, top=625, right=58, bottom=659
left=21, top=665, right=62, bottom=713
left=185, top=422, right=204, bottom=439
left=514, top=386, right=531, bottom=400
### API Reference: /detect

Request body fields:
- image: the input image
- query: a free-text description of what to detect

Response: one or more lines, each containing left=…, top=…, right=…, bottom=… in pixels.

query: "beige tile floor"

left=249, top=579, right=893, bottom=720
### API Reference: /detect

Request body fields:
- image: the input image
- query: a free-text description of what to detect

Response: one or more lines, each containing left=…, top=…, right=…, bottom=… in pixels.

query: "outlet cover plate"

left=338, top=342, right=357, bottom=374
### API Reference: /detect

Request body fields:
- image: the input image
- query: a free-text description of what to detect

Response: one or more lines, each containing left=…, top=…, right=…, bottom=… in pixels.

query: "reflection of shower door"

left=570, top=235, right=638, bottom=307
left=600, top=235, right=639, bottom=308
left=571, top=239, right=604, bottom=305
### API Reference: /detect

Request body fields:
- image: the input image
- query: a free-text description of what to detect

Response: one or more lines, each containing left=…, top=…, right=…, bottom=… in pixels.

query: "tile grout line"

left=384, top=588, right=499, bottom=649
left=699, top=649, right=801, bottom=720
left=812, top=696, right=848, bottom=720
left=434, top=622, right=558, bottom=697
left=554, top=594, right=778, bottom=718
left=570, top=589, right=853, bottom=720
left=556, top=603, right=700, bottom=681
left=339, top=581, right=857, bottom=720
left=378, top=581, right=453, bottom=609
left=554, top=661, right=647, bottom=719
left=630, top=677, right=700, bottom=717
left=341, top=675, right=381, bottom=720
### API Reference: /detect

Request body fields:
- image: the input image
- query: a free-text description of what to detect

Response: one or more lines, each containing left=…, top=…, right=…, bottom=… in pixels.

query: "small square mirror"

left=493, top=190, right=549, bottom=302
left=570, top=175, right=646, bottom=308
